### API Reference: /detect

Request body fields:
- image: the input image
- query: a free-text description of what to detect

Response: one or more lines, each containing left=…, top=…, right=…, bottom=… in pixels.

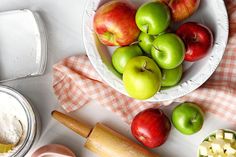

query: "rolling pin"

left=51, top=110, right=159, bottom=157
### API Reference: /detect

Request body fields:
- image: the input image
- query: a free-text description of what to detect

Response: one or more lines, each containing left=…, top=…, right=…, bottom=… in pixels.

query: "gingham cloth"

left=53, top=0, right=236, bottom=124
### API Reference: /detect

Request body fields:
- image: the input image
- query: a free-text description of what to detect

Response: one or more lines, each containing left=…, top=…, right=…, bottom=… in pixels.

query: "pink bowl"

left=31, top=144, right=76, bottom=157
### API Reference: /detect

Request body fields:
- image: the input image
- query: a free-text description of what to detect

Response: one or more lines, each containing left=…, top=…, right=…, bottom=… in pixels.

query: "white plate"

left=0, top=9, right=47, bottom=82
left=83, top=0, right=229, bottom=102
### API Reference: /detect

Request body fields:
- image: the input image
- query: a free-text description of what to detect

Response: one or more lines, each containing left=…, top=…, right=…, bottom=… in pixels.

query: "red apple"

left=93, top=1, right=140, bottom=46
left=131, top=108, right=171, bottom=148
left=159, top=0, right=200, bottom=22
left=176, top=22, right=213, bottom=62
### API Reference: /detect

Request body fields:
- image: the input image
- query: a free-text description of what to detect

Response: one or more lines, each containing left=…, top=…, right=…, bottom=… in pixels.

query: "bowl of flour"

left=0, top=86, right=40, bottom=157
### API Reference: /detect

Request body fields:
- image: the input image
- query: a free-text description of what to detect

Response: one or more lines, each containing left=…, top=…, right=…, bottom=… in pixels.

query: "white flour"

left=0, top=91, right=27, bottom=157
left=0, top=113, right=23, bottom=145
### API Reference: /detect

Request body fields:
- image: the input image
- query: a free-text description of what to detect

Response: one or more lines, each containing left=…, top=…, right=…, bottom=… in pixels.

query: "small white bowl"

left=197, top=129, right=236, bottom=157
left=83, top=0, right=229, bottom=101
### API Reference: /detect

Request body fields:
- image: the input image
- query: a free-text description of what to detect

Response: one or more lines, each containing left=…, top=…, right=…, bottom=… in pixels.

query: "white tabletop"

left=0, top=0, right=235, bottom=157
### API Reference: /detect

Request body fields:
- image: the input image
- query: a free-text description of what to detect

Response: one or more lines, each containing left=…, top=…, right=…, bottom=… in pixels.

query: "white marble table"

left=0, top=0, right=235, bottom=156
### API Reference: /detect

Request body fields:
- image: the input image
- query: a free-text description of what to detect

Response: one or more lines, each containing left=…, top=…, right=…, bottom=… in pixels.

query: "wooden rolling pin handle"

left=51, top=110, right=92, bottom=138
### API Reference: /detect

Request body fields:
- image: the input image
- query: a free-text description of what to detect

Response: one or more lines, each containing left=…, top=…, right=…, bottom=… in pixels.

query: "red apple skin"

left=159, top=0, right=200, bottom=22
left=94, top=1, right=140, bottom=46
left=131, top=108, right=171, bottom=148
left=176, top=22, right=213, bottom=62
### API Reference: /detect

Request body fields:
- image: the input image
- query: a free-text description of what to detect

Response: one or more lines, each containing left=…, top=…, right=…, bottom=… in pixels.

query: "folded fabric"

left=53, top=0, right=236, bottom=124
left=53, top=55, right=158, bottom=123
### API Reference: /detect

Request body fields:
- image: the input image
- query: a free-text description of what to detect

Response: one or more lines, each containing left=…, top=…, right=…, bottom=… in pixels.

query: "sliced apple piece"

left=208, top=136, right=215, bottom=142
left=211, top=139, right=225, bottom=153
left=232, top=142, right=236, bottom=149
left=224, top=132, right=234, bottom=140
left=207, top=151, right=214, bottom=157
left=224, top=143, right=236, bottom=155
left=0, top=143, right=14, bottom=153
left=216, top=130, right=224, bottom=139
left=199, top=141, right=211, bottom=156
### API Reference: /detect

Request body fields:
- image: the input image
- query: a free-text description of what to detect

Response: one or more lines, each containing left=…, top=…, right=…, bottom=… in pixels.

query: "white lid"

left=0, top=9, right=47, bottom=82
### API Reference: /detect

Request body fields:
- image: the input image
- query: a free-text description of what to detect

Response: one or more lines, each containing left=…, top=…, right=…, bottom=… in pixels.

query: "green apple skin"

left=135, top=2, right=171, bottom=35
left=161, top=64, right=183, bottom=87
left=138, top=32, right=155, bottom=55
left=151, top=33, right=185, bottom=69
left=123, top=56, right=162, bottom=100
left=112, top=45, right=143, bottom=74
left=172, top=102, right=204, bottom=135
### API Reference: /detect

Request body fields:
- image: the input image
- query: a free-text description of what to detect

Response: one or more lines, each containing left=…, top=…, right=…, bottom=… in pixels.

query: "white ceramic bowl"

left=83, top=0, right=229, bottom=101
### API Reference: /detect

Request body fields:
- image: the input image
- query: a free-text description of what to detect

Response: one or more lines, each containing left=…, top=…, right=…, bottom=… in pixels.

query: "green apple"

left=138, top=32, right=155, bottom=55
left=123, top=56, right=162, bottom=100
left=135, top=2, right=171, bottom=35
left=112, top=45, right=143, bottom=74
left=151, top=33, right=185, bottom=69
left=172, top=102, right=204, bottom=135
left=161, top=64, right=183, bottom=87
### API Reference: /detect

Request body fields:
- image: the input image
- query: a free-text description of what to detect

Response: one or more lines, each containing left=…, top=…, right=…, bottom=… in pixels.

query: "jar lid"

left=0, top=9, right=47, bottom=82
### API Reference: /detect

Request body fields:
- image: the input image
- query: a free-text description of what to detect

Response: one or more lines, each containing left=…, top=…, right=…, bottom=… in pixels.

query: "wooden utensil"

left=51, top=110, right=159, bottom=157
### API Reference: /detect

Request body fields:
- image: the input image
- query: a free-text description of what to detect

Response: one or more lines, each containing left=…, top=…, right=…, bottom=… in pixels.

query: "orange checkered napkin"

left=53, top=0, right=236, bottom=124
left=53, top=55, right=157, bottom=123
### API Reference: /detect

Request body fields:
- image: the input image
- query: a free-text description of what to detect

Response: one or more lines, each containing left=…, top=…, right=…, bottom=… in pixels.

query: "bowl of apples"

left=83, top=0, right=229, bottom=101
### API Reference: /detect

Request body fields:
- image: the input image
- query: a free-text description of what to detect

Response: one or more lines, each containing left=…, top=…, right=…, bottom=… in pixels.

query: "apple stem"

left=143, top=24, right=149, bottom=34
left=152, top=45, right=160, bottom=52
left=139, top=136, right=146, bottom=142
left=191, top=119, right=197, bottom=123
left=141, top=61, right=147, bottom=72
left=192, top=33, right=199, bottom=42
left=141, top=61, right=152, bottom=72
left=130, top=41, right=140, bottom=45
left=191, top=113, right=199, bottom=123
left=170, top=0, right=174, bottom=5
left=103, top=31, right=119, bottom=45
